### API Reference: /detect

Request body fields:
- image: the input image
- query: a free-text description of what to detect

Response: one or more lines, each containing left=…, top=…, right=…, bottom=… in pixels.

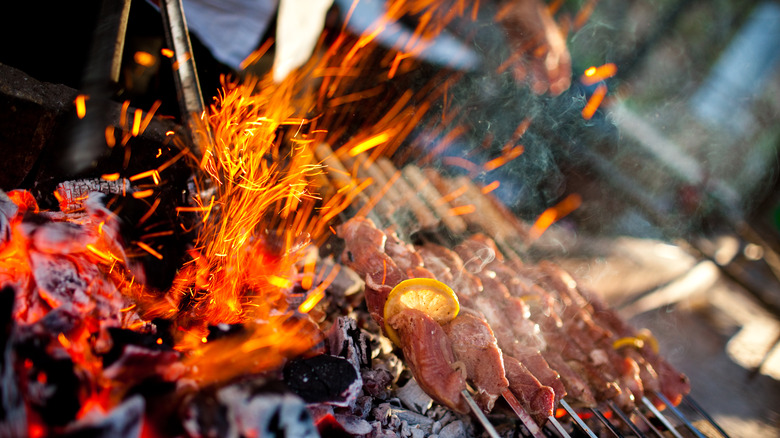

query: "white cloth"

left=181, top=0, right=278, bottom=69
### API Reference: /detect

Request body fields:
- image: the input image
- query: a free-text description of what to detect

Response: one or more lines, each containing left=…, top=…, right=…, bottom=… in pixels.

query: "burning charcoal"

left=397, top=378, right=434, bottom=414
left=438, top=420, right=468, bottom=438
left=0, top=286, right=25, bottom=437
left=182, top=381, right=318, bottom=438
left=30, top=221, right=96, bottom=255
left=361, top=367, right=394, bottom=399
left=373, top=403, right=435, bottom=435
left=283, top=354, right=362, bottom=407
left=61, top=395, right=144, bottom=438
left=333, top=413, right=373, bottom=436
left=206, top=323, right=246, bottom=342
left=102, top=345, right=184, bottom=383
left=313, top=413, right=353, bottom=438
left=29, top=251, right=91, bottom=312
left=327, top=316, right=371, bottom=372
left=0, top=191, right=17, bottom=247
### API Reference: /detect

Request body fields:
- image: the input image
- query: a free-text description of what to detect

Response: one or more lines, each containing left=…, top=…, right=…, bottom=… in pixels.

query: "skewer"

left=683, top=395, right=732, bottom=438
left=606, top=401, right=646, bottom=438
left=590, top=407, right=624, bottom=438
left=652, top=393, right=707, bottom=438
left=546, top=415, right=572, bottom=438
left=640, top=396, right=684, bottom=438
left=501, top=389, right=546, bottom=438
left=461, top=390, right=501, bottom=438
left=559, top=399, right=598, bottom=438
left=632, top=409, right=666, bottom=437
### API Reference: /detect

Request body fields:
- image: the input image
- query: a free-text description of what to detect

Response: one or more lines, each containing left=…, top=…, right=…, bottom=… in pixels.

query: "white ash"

left=397, top=378, right=433, bottom=414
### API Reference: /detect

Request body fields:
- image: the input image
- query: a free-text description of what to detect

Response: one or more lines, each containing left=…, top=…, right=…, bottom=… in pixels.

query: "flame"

left=529, top=193, right=582, bottom=239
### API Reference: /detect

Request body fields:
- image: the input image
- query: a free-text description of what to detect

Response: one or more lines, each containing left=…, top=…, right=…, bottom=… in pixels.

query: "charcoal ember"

left=102, top=344, right=184, bottom=382
left=361, top=367, right=394, bottom=399
left=0, top=191, right=17, bottom=247
left=61, top=395, right=144, bottom=438
left=18, top=352, right=81, bottom=426
left=0, top=286, right=25, bottom=437
left=372, top=403, right=435, bottom=435
left=30, top=221, right=97, bottom=254
left=29, top=251, right=91, bottom=312
left=438, top=420, right=469, bottom=438
left=327, top=316, right=371, bottom=372
left=182, top=381, right=318, bottom=438
left=333, top=413, right=373, bottom=436
left=283, top=354, right=362, bottom=407
left=396, top=378, right=433, bottom=414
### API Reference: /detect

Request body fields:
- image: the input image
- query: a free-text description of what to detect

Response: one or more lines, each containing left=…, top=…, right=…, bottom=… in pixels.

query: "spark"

left=132, top=189, right=155, bottom=199
left=529, top=193, right=582, bottom=239
left=581, top=63, right=617, bottom=86
left=298, top=265, right=341, bottom=314
left=449, top=204, right=476, bottom=216
left=129, top=170, right=161, bottom=185
left=134, top=51, right=156, bottom=67
left=105, top=126, right=116, bottom=148
left=481, top=180, right=500, bottom=194
left=75, top=94, right=88, bottom=119
left=131, top=109, right=143, bottom=136
left=268, top=275, right=293, bottom=289
left=484, top=145, right=524, bottom=171
left=160, top=48, right=174, bottom=58
left=101, top=173, right=120, bottom=181
left=435, top=184, right=468, bottom=206
left=136, top=241, right=164, bottom=260
left=348, top=132, right=391, bottom=157
left=582, top=84, right=608, bottom=120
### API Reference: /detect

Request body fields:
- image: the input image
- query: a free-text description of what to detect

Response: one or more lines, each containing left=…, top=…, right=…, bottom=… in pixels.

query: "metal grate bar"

left=683, top=395, right=732, bottom=438
left=633, top=409, right=667, bottom=437
left=546, top=416, right=572, bottom=438
left=654, top=393, right=707, bottom=438
left=590, top=407, right=624, bottom=438
left=606, top=401, right=647, bottom=438
left=560, top=400, right=598, bottom=438
left=641, top=396, right=684, bottom=438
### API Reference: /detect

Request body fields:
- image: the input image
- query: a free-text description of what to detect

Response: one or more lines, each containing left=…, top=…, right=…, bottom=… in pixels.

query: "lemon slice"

left=383, top=278, right=460, bottom=346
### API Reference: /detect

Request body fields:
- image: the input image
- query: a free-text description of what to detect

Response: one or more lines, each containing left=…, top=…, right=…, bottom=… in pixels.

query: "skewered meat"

left=442, top=310, right=509, bottom=412
left=503, top=355, right=555, bottom=426
left=388, top=309, right=469, bottom=414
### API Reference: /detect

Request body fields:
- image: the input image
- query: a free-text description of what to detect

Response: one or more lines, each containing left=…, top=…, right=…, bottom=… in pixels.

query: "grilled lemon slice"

left=383, top=278, right=460, bottom=347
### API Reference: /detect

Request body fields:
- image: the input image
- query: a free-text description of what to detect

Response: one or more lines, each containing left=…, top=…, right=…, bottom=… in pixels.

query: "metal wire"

left=633, top=409, right=667, bottom=437
left=590, top=407, right=624, bottom=438
left=559, top=400, right=598, bottom=438
left=641, top=396, right=684, bottom=438
left=607, top=401, right=647, bottom=438
left=653, top=393, right=707, bottom=438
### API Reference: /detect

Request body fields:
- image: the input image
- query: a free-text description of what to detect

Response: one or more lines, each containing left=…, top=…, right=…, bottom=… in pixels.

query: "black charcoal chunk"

left=283, top=355, right=361, bottom=407
left=327, top=316, right=371, bottom=371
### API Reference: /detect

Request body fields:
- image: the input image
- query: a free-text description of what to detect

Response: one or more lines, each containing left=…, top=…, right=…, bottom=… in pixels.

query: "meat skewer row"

left=457, top=233, right=690, bottom=409
left=338, top=217, right=555, bottom=428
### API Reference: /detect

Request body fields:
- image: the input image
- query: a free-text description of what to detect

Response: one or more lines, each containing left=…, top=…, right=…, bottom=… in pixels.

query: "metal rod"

left=652, top=393, right=707, bottom=438
left=633, top=409, right=667, bottom=438
left=159, top=0, right=209, bottom=159
left=461, top=390, right=500, bottom=438
left=590, top=407, right=624, bottom=438
left=606, top=401, right=646, bottom=438
left=590, top=408, right=623, bottom=438
left=64, top=0, right=132, bottom=175
left=683, top=395, right=732, bottom=438
left=546, top=415, right=572, bottom=438
left=559, top=399, right=598, bottom=438
left=501, top=390, right=546, bottom=438
left=641, top=396, right=684, bottom=438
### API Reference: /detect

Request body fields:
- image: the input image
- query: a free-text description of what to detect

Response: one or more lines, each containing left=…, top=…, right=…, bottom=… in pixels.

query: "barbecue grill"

left=1, top=0, right=779, bottom=437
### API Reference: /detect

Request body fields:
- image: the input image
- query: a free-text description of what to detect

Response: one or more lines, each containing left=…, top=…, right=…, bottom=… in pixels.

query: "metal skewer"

left=461, top=390, right=500, bottom=438
left=501, top=389, right=546, bottom=438
left=606, top=401, right=646, bottom=438
left=633, top=409, right=667, bottom=437
left=546, top=415, right=572, bottom=438
left=590, top=407, right=624, bottom=438
left=641, top=396, right=684, bottom=438
left=653, top=393, right=707, bottom=438
left=559, top=399, right=598, bottom=438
